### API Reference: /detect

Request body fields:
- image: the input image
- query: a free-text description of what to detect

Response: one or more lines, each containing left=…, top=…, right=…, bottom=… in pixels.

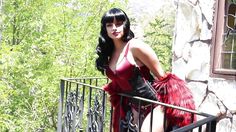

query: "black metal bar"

left=86, top=79, right=93, bottom=132
left=210, top=119, right=217, bottom=132
left=172, top=116, right=217, bottom=132
left=149, top=104, right=154, bottom=132
left=190, top=113, right=194, bottom=132
left=119, top=95, right=124, bottom=131
left=206, top=120, right=216, bottom=132
left=57, top=80, right=65, bottom=132
left=206, top=122, right=210, bottom=132
left=198, top=125, right=202, bottom=132
left=110, top=106, right=113, bottom=132
left=79, top=79, right=86, bottom=130
left=71, top=83, right=79, bottom=131
left=65, top=81, right=69, bottom=102
left=64, top=81, right=69, bottom=132
left=191, top=113, right=194, bottom=123
left=101, top=90, right=106, bottom=132
left=163, top=106, right=166, bottom=132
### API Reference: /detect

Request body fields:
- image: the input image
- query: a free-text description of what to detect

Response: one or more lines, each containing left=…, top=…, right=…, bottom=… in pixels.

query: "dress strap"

left=124, top=42, right=130, bottom=57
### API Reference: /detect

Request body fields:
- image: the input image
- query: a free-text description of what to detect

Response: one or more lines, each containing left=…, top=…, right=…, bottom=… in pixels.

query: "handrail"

left=57, top=77, right=217, bottom=132
left=60, top=80, right=213, bottom=116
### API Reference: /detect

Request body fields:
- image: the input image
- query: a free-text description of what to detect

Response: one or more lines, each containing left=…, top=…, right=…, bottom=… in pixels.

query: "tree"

left=144, top=17, right=173, bottom=71
left=0, top=0, right=126, bottom=131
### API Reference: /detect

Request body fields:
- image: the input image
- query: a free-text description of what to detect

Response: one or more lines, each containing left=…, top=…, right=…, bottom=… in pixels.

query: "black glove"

left=128, top=67, right=157, bottom=105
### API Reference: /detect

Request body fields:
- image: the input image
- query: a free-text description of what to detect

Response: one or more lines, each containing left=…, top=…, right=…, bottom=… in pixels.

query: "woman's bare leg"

left=141, top=106, right=164, bottom=132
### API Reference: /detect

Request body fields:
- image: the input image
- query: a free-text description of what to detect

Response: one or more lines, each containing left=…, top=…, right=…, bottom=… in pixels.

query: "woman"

left=95, top=8, right=195, bottom=132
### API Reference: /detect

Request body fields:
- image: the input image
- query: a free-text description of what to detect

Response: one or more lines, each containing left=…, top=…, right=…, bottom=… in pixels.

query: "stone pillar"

left=172, top=0, right=236, bottom=132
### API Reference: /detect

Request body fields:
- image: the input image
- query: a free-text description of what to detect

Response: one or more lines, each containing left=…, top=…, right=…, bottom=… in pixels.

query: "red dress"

left=103, top=42, right=196, bottom=132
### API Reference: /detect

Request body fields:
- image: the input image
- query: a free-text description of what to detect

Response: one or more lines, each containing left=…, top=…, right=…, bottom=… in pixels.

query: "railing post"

left=57, top=79, right=65, bottom=132
left=163, top=106, right=167, bottom=132
left=71, top=83, right=79, bottom=132
left=110, top=106, right=113, bottom=132
left=149, top=104, right=154, bottom=132
left=206, top=117, right=217, bottom=132
left=101, top=90, right=106, bottom=132
left=211, top=119, right=217, bottom=132
left=87, top=79, right=93, bottom=132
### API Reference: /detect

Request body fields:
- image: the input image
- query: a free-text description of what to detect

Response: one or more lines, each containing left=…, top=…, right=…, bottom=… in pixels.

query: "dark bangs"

left=101, top=8, right=126, bottom=24
left=100, top=8, right=134, bottom=42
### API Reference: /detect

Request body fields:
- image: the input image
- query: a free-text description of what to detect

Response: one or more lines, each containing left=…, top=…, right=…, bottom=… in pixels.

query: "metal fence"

left=57, top=77, right=217, bottom=132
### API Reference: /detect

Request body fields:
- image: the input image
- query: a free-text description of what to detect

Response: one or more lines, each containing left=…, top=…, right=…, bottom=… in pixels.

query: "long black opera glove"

left=128, top=67, right=157, bottom=105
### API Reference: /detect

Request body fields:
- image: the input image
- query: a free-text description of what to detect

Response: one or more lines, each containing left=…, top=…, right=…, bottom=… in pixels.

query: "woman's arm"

left=130, top=39, right=166, bottom=80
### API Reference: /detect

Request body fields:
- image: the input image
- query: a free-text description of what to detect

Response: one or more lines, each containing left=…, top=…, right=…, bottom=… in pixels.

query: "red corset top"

left=105, top=42, right=151, bottom=92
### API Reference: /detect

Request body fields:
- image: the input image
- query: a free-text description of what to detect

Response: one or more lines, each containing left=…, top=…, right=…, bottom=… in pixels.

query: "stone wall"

left=127, top=0, right=236, bottom=131
left=172, top=0, right=236, bottom=132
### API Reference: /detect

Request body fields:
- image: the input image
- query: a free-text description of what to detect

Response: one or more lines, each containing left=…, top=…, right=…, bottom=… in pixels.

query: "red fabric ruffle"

left=152, top=73, right=196, bottom=127
left=103, top=82, right=127, bottom=132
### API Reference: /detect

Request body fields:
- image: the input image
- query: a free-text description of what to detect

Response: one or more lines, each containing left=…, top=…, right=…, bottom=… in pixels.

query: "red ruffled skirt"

left=153, top=73, right=196, bottom=127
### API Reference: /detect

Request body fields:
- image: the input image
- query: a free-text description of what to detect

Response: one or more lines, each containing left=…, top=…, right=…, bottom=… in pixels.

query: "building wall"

left=172, top=0, right=236, bottom=131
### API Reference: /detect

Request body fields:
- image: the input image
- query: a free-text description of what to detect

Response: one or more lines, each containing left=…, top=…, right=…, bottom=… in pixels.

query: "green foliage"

left=0, top=0, right=126, bottom=131
left=0, top=0, right=173, bottom=130
left=144, top=17, right=173, bottom=72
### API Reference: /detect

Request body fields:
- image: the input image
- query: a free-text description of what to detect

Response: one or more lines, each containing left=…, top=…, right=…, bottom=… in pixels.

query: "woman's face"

left=105, top=18, right=124, bottom=40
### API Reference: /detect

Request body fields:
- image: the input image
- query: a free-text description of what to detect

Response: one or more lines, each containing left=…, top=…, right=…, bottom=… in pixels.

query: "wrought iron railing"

left=57, top=77, right=217, bottom=132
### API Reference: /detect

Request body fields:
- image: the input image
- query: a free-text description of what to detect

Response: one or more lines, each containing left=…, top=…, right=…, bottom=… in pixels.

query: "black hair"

left=95, top=8, right=134, bottom=74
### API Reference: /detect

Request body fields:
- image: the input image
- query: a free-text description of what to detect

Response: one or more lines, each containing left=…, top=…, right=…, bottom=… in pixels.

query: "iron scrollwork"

left=64, top=91, right=84, bottom=131
left=88, top=91, right=104, bottom=132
